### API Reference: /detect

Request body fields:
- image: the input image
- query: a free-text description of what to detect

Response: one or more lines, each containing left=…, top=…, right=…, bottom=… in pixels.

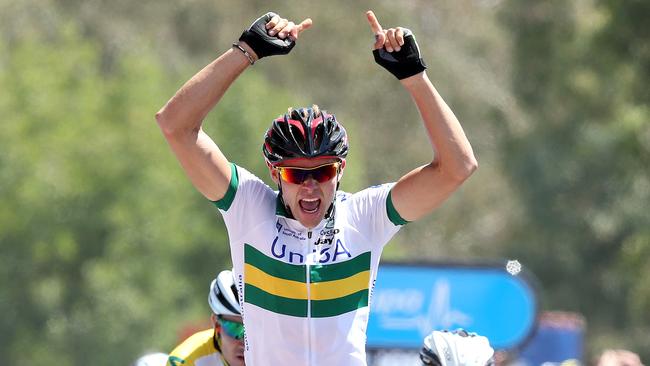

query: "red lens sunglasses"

left=276, top=162, right=340, bottom=184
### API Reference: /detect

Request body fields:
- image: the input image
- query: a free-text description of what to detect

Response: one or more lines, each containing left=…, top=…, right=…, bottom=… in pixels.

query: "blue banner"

left=367, top=262, right=537, bottom=349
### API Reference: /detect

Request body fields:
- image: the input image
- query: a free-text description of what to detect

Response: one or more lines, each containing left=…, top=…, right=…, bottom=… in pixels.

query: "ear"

left=337, top=160, right=346, bottom=180
left=211, top=314, right=220, bottom=329
left=269, top=164, right=280, bottom=184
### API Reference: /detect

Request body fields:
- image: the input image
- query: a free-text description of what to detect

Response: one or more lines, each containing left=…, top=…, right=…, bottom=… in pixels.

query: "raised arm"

left=366, top=10, right=478, bottom=222
left=155, top=12, right=312, bottom=201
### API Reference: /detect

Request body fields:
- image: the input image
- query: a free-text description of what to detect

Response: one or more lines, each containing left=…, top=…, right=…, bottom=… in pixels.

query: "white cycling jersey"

left=213, top=163, right=406, bottom=366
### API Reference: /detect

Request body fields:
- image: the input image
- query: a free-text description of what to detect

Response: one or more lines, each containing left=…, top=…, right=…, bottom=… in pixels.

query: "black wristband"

left=239, top=12, right=295, bottom=59
left=373, top=30, right=427, bottom=80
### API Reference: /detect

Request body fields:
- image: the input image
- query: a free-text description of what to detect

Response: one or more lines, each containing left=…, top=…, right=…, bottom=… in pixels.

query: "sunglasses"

left=276, top=162, right=340, bottom=184
left=217, top=316, right=245, bottom=340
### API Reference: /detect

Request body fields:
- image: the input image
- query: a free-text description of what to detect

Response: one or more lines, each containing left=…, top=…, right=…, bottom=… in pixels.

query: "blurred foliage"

left=0, top=0, right=648, bottom=364
left=500, top=0, right=650, bottom=357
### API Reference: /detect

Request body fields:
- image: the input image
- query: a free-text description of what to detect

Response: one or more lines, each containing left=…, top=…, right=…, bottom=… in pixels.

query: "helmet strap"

left=277, top=179, right=295, bottom=219
left=326, top=181, right=340, bottom=220
left=324, top=200, right=336, bottom=220
left=325, top=165, right=342, bottom=220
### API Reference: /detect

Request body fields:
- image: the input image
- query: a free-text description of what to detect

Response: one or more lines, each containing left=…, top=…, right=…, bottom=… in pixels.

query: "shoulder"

left=233, top=164, right=275, bottom=195
left=168, top=329, right=217, bottom=366
left=342, top=183, right=395, bottom=206
left=338, top=183, right=408, bottom=227
left=215, top=163, right=276, bottom=212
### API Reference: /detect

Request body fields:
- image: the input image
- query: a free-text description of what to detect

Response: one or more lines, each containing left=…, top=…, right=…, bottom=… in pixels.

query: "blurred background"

left=0, top=0, right=648, bottom=364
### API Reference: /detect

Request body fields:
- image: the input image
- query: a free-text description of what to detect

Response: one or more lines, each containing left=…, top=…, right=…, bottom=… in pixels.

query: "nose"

left=301, top=175, right=319, bottom=189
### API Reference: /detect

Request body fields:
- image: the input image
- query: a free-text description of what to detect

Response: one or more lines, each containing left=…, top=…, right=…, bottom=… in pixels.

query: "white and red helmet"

left=262, top=106, right=349, bottom=166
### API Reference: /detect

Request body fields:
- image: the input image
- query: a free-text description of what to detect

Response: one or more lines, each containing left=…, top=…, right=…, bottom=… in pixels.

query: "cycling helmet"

left=420, top=329, right=495, bottom=366
left=262, top=105, right=349, bottom=166
left=132, top=353, right=168, bottom=366
left=208, top=270, right=241, bottom=316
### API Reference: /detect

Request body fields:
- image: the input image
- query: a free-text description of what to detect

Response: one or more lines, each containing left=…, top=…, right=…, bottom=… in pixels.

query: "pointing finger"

left=296, top=18, right=313, bottom=33
left=366, top=10, right=383, bottom=34
left=290, top=18, right=312, bottom=40
left=366, top=10, right=385, bottom=49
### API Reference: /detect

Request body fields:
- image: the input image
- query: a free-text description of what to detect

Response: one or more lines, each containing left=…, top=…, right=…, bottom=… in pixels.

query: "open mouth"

left=299, top=198, right=321, bottom=214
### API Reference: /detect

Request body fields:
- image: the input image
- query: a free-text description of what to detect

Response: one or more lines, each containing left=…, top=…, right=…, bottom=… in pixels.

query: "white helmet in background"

left=208, top=269, right=241, bottom=316
left=133, top=352, right=168, bottom=366
left=420, top=329, right=495, bottom=366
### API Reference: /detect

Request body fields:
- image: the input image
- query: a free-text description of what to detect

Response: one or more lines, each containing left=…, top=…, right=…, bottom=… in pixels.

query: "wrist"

left=399, top=71, right=427, bottom=88
left=232, top=41, right=259, bottom=64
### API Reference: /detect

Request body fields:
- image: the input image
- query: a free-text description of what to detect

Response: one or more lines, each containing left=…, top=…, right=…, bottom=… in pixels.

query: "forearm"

left=155, top=43, right=257, bottom=135
left=401, top=72, right=478, bottom=180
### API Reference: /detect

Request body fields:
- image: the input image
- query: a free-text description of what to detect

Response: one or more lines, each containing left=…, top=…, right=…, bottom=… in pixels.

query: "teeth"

left=302, top=198, right=318, bottom=202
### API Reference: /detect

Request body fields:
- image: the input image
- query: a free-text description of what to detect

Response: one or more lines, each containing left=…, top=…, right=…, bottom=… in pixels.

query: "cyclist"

left=156, top=9, right=477, bottom=366
left=167, top=270, right=244, bottom=366
left=420, top=329, right=495, bottom=366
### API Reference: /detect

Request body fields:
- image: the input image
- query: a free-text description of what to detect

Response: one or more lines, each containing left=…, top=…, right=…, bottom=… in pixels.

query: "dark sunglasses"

left=276, top=162, right=340, bottom=184
left=217, top=316, right=245, bottom=340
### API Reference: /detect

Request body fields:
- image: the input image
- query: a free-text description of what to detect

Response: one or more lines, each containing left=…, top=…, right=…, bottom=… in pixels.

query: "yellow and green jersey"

left=167, top=329, right=227, bottom=366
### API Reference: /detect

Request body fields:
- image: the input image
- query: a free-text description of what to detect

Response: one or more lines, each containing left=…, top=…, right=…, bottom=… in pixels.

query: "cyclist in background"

left=167, top=270, right=244, bottom=366
left=156, top=9, right=477, bottom=366
left=420, top=329, right=495, bottom=366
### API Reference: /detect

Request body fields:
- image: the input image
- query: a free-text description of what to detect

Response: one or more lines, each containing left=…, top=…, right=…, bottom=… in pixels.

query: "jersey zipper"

left=306, top=229, right=313, bottom=366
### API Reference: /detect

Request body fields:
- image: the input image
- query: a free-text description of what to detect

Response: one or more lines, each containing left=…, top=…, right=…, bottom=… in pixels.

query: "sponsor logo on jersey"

left=281, top=227, right=307, bottom=240
left=319, top=228, right=340, bottom=236
left=270, top=236, right=351, bottom=264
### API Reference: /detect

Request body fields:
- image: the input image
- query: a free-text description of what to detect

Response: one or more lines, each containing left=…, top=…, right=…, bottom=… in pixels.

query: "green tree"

left=500, top=0, right=650, bottom=357
left=0, top=20, right=303, bottom=364
left=4, top=0, right=648, bottom=363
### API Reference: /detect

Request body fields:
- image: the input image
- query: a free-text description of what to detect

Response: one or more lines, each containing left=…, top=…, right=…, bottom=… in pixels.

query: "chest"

left=246, top=218, right=370, bottom=265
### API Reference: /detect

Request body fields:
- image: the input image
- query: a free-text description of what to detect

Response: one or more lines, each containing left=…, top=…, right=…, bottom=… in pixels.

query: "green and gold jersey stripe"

left=243, top=244, right=372, bottom=318
left=245, top=244, right=305, bottom=282
left=309, top=252, right=371, bottom=282
left=245, top=284, right=369, bottom=318
left=244, top=245, right=370, bottom=282
left=245, top=263, right=370, bottom=300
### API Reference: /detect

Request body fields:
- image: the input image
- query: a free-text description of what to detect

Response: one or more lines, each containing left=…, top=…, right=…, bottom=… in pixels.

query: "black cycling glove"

left=239, top=12, right=295, bottom=59
left=373, top=28, right=427, bottom=80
